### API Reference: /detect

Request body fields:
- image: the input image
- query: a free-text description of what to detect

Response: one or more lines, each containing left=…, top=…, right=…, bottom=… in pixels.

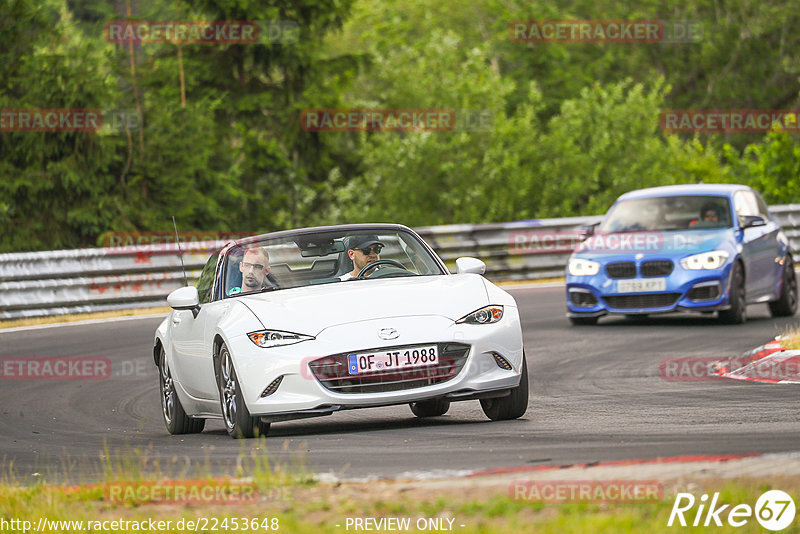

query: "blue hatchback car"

left=565, top=184, right=797, bottom=325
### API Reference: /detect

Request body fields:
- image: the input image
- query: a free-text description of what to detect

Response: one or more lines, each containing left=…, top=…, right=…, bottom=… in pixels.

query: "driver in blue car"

left=690, top=201, right=726, bottom=228
left=339, top=235, right=384, bottom=281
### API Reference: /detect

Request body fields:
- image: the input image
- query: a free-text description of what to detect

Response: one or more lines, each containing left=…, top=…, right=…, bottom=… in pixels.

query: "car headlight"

left=456, top=305, right=504, bottom=324
left=680, top=250, right=730, bottom=270
left=247, top=330, right=315, bottom=348
left=568, top=258, right=601, bottom=276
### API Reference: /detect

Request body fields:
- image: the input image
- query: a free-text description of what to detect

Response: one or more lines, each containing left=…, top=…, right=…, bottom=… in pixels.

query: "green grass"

left=3, top=447, right=800, bottom=534
left=2, top=484, right=797, bottom=533
left=780, top=327, right=800, bottom=350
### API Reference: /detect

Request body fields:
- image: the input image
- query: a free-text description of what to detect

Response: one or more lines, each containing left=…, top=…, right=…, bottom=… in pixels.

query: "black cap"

left=344, top=234, right=383, bottom=251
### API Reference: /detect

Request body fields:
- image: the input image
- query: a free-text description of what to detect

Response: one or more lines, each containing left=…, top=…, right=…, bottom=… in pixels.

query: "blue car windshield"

left=599, top=195, right=733, bottom=233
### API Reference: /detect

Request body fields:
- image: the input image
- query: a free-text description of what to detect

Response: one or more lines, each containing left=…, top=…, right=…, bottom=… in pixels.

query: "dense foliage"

left=1, top=0, right=799, bottom=251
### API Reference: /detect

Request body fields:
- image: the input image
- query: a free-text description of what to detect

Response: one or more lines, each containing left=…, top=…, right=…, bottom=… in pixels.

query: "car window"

left=222, top=229, right=445, bottom=297
left=599, top=195, right=732, bottom=232
left=753, top=191, right=771, bottom=220
left=196, top=252, right=219, bottom=304
left=733, top=191, right=763, bottom=225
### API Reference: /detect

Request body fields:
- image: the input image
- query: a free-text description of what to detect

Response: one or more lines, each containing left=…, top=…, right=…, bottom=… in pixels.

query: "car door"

left=733, top=191, right=778, bottom=299
left=753, top=191, right=784, bottom=293
left=169, top=252, right=223, bottom=401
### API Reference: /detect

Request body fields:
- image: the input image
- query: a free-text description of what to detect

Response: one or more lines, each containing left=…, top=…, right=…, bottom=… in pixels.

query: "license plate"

left=347, top=345, right=439, bottom=375
left=616, top=278, right=667, bottom=293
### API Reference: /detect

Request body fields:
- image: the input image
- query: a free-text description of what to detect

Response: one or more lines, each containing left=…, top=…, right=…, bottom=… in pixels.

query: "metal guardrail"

left=2, top=206, right=800, bottom=320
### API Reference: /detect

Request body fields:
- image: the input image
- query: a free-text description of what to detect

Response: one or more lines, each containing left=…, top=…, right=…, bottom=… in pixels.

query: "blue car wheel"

left=718, top=262, right=746, bottom=324
left=769, top=256, right=798, bottom=317
left=570, top=316, right=599, bottom=326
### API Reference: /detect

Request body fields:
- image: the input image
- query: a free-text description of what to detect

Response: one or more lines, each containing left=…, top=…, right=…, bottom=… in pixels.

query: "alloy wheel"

left=220, top=348, right=237, bottom=430
left=160, top=354, right=174, bottom=424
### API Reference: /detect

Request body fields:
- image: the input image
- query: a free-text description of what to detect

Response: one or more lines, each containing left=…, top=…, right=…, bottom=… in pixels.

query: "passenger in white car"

left=228, top=247, right=271, bottom=295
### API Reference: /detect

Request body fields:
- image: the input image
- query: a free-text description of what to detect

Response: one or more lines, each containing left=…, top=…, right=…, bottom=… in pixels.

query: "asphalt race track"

left=2, top=284, right=799, bottom=482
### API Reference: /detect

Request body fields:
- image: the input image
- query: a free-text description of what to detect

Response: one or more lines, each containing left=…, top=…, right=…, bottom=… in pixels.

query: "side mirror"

left=455, top=257, right=486, bottom=275
left=167, top=286, right=200, bottom=318
left=579, top=222, right=600, bottom=238
left=741, top=215, right=767, bottom=229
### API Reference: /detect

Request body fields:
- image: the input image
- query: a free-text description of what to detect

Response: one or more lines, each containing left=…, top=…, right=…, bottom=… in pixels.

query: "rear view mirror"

left=580, top=222, right=600, bottom=238
left=741, top=215, right=767, bottom=229
left=167, top=286, right=200, bottom=317
left=456, top=257, right=486, bottom=275
left=297, top=238, right=346, bottom=257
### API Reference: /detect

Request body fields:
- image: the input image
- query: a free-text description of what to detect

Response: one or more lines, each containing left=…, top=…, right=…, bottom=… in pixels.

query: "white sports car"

left=153, top=224, right=528, bottom=438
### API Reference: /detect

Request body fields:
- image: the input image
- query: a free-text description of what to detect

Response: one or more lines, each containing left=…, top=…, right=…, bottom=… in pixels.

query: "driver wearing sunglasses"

left=339, top=235, right=385, bottom=281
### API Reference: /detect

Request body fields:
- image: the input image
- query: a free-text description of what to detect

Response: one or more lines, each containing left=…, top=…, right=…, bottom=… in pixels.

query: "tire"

left=480, top=355, right=529, bottom=421
left=409, top=398, right=450, bottom=417
left=769, top=257, right=798, bottom=317
left=218, top=344, right=270, bottom=439
left=569, top=316, right=598, bottom=326
left=159, top=348, right=205, bottom=435
left=719, top=261, right=746, bottom=324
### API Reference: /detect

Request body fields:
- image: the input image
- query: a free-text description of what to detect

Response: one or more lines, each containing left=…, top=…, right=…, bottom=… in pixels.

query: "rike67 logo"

left=668, top=490, right=796, bottom=531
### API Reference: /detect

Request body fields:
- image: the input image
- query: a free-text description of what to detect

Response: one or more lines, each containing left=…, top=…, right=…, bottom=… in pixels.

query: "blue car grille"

left=688, top=284, right=721, bottom=301
left=641, top=260, right=674, bottom=277
left=569, top=289, right=598, bottom=307
left=606, top=262, right=636, bottom=278
left=602, top=293, right=681, bottom=309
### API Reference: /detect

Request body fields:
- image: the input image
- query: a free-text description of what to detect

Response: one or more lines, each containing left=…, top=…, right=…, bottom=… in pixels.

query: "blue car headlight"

left=680, top=250, right=730, bottom=270
left=568, top=258, right=601, bottom=276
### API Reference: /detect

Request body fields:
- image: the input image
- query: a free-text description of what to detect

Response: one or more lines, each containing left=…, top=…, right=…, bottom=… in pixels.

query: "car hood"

left=237, top=275, right=489, bottom=335
left=575, top=228, right=735, bottom=257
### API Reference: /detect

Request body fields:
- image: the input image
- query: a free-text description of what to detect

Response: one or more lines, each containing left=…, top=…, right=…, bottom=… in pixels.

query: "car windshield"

left=598, top=195, right=733, bottom=233
left=222, top=228, right=445, bottom=297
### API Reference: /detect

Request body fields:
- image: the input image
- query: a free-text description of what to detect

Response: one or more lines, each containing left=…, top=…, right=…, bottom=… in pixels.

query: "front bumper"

left=566, top=259, right=734, bottom=317
left=228, top=312, right=524, bottom=417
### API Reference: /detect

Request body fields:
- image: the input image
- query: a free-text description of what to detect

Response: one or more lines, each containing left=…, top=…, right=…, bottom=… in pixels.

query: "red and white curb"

left=327, top=452, right=800, bottom=494
left=717, top=338, right=800, bottom=384
left=317, top=452, right=800, bottom=484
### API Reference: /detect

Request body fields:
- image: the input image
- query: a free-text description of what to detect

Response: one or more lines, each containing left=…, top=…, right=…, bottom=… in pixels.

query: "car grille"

left=688, top=283, right=721, bottom=301
left=260, top=375, right=284, bottom=397
left=606, top=262, right=636, bottom=279
left=569, top=289, right=598, bottom=307
left=641, top=260, right=673, bottom=277
left=308, top=343, right=470, bottom=394
left=602, top=293, right=681, bottom=309
left=491, top=352, right=513, bottom=370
